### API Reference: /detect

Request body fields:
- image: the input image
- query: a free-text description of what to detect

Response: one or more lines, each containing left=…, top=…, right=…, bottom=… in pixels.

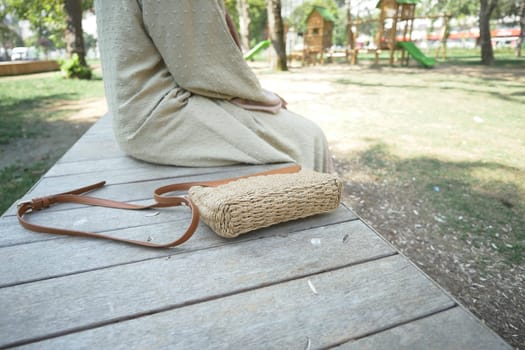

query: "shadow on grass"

left=335, top=78, right=424, bottom=90
left=0, top=92, right=78, bottom=144
left=339, top=143, right=525, bottom=264
left=0, top=116, right=94, bottom=214
left=446, top=57, right=525, bottom=68
left=335, top=75, right=525, bottom=105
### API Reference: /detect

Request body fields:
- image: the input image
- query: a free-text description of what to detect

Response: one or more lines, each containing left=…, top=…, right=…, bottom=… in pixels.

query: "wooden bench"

left=0, top=114, right=511, bottom=349
left=0, top=60, right=59, bottom=76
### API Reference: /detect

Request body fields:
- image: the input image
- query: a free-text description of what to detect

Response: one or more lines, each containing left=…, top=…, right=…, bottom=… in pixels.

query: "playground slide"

left=397, top=41, right=436, bottom=68
left=243, top=40, right=271, bottom=61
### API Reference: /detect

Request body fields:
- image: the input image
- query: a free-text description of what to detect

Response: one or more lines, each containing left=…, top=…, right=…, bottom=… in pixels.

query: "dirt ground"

left=336, top=156, right=524, bottom=349
left=5, top=63, right=523, bottom=349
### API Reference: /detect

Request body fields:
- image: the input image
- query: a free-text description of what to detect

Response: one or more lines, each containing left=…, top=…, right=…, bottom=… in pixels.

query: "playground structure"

left=350, top=0, right=436, bottom=67
left=377, top=0, right=412, bottom=64
left=247, top=2, right=441, bottom=68
left=243, top=40, right=271, bottom=61
left=298, top=1, right=437, bottom=67
left=376, top=0, right=417, bottom=65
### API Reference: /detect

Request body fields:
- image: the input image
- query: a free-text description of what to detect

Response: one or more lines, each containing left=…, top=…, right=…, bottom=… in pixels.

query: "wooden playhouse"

left=304, top=6, right=335, bottom=64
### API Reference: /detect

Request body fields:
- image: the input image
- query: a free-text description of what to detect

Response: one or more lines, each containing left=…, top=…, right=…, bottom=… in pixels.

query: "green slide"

left=243, top=40, right=271, bottom=61
left=397, top=41, right=436, bottom=68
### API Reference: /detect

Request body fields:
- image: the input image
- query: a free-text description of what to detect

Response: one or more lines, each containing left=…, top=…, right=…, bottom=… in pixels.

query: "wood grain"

left=336, top=307, right=511, bottom=349
left=0, top=208, right=357, bottom=286
left=0, top=221, right=395, bottom=347
left=14, top=256, right=454, bottom=350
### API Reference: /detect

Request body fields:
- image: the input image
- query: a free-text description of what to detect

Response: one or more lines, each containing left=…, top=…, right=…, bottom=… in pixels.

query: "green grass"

left=0, top=163, right=48, bottom=209
left=0, top=73, right=104, bottom=213
left=440, top=48, right=525, bottom=67
left=334, top=70, right=525, bottom=169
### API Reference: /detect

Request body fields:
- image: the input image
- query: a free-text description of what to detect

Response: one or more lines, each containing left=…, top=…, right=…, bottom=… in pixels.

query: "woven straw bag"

left=189, top=170, right=343, bottom=238
left=18, top=165, right=343, bottom=247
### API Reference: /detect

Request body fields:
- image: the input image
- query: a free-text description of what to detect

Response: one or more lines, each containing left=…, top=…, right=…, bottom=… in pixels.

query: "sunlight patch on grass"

left=331, top=68, right=525, bottom=171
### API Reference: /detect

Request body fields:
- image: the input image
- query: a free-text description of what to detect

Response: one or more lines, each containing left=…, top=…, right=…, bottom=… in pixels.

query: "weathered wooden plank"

left=64, top=113, right=112, bottom=138
left=6, top=163, right=341, bottom=217
left=58, top=137, right=124, bottom=162
left=50, top=116, right=120, bottom=163
left=45, top=156, right=160, bottom=177
left=68, top=124, right=113, bottom=139
left=0, top=210, right=358, bottom=286
left=1, top=198, right=353, bottom=246
left=12, top=255, right=455, bottom=350
left=14, top=199, right=188, bottom=230
left=45, top=158, right=292, bottom=180
left=1, top=200, right=194, bottom=245
left=336, top=307, right=511, bottom=350
left=62, top=132, right=115, bottom=146
left=0, top=223, right=398, bottom=348
left=21, top=163, right=299, bottom=202
left=9, top=170, right=233, bottom=209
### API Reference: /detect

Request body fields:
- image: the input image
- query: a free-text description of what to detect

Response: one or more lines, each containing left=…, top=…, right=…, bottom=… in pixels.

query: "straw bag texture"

left=189, top=170, right=343, bottom=238
left=18, top=166, right=343, bottom=247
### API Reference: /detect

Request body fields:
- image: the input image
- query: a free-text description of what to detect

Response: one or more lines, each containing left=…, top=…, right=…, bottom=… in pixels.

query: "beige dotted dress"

left=95, top=0, right=331, bottom=172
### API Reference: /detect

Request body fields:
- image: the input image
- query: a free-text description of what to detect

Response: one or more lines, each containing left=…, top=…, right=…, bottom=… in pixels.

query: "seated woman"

left=95, top=0, right=332, bottom=172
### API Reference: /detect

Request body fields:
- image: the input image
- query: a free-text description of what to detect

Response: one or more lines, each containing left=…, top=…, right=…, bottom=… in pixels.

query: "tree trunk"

left=346, top=0, right=357, bottom=64
left=346, top=0, right=355, bottom=49
left=267, top=0, right=288, bottom=71
left=479, top=0, right=497, bottom=65
left=237, top=0, right=251, bottom=52
left=517, top=0, right=525, bottom=57
left=64, top=0, right=86, bottom=66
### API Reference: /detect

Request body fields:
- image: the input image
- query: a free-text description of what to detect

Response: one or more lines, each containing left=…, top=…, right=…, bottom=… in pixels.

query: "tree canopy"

left=4, top=0, right=65, bottom=52
left=1, top=0, right=523, bottom=65
left=418, top=0, right=523, bottom=64
left=225, top=0, right=268, bottom=48
left=2, top=0, right=93, bottom=51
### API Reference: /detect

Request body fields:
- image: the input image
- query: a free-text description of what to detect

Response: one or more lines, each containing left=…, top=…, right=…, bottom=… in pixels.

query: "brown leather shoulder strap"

left=154, top=164, right=301, bottom=204
left=17, top=182, right=199, bottom=248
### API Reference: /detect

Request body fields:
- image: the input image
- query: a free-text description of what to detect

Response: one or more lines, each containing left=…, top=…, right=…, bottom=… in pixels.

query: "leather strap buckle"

left=29, top=197, right=54, bottom=211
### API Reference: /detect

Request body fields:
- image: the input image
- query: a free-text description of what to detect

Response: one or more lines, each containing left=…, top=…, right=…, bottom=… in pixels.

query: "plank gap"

left=0, top=217, right=189, bottom=248
left=0, top=251, right=398, bottom=349
left=0, top=216, right=359, bottom=288
left=324, top=304, right=459, bottom=349
left=55, top=155, right=127, bottom=166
